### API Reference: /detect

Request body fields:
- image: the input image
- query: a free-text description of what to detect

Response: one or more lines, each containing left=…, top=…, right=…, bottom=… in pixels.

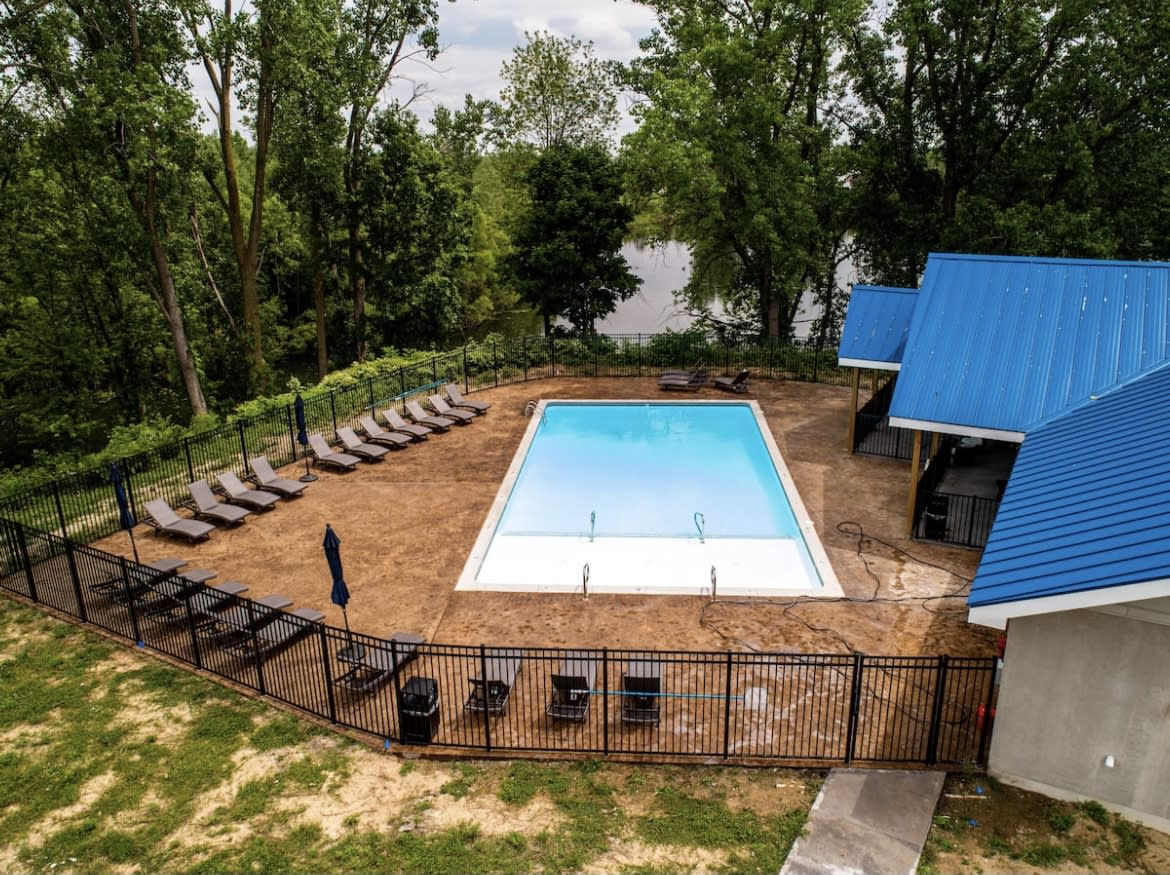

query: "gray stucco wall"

left=989, top=610, right=1170, bottom=832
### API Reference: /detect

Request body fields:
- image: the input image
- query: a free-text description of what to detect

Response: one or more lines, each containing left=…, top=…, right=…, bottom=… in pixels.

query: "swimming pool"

left=457, top=400, right=842, bottom=597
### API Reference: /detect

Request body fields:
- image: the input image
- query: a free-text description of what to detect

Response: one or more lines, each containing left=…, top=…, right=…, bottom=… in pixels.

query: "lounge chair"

left=658, top=369, right=711, bottom=392
left=427, top=395, right=476, bottom=423
left=713, top=369, right=751, bottom=394
left=358, top=416, right=412, bottom=449
left=221, top=607, right=325, bottom=660
left=546, top=651, right=597, bottom=722
left=308, top=433, right=361, bottom=471
left=445, top=384, right=491, bottom=414
left=464, top=648, right=524, bottom=715
left=196, top=593, right=294, bottom=644
left=621, top=659, right=663, bottom=725
left=380, top=407, right=432, bottom=440
left=88, top=556, right=188, bottom=595
left=336, top=426, right=390, bottom=462
left=405, top=399, right=455, bottom=432
left=186, top=479, right=251, bottom=526
left=114, top=566, right=218, bottom=610
left=143, top=499, right=216, bottom=543
left=334, top=632, right=425, bottom=694
left=659, top=361, right=704, bottom=379
left=215, top=471, right=280, bottom=512
left=151, top=580, right=250, bottom=629
left=247, top=455, right=309, bottom=499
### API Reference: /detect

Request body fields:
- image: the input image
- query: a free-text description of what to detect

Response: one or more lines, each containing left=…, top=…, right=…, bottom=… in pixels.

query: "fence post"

left=63, top=540, right=87, bottom=624
left=463, top=346, right=470, bottom=392
left=637, top=334, right=642, bottom=375
left=329, top=391, right=338, bottom=435
left=432, top=355, right=438, bottom=384
left=479, top=644, right=492, bottom=753
left=247, top=602, right=267, bottom=696
left=518, top=338, right=523, bottom=383
left=925, top=655, right=949, bottom=765
left=182, top=589, right=204, bottom=670
left=550, top=334, right=556, bottom=375
left=844, top=652, right=864, bottom=763
left=602, top=647, right=609, bottom=756
left=49, top=481, right=68, bottom=539
left=399, top=367, right=406, bottom=399
left=722, top=651, right=734, bottom=759
left=236, top=421, right=248, bottom=468
left=976, top=660, right=997, bottom=766
left=318, top=625, right=337, bottom=724
left=15, top=522, right=38, bottom=603
left=117, top=556, right=143, bottom=646
left=183, top=437, right=195, bottom=484
left=812, top=341, right=821, bottom=383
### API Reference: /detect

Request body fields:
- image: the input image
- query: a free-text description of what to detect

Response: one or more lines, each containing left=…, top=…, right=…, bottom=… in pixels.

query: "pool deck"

left=92, top=376, right=999, bottom=658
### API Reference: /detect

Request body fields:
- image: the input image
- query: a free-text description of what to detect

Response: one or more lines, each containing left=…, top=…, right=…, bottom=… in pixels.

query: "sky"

left=387, top=0, right=660, bottom=136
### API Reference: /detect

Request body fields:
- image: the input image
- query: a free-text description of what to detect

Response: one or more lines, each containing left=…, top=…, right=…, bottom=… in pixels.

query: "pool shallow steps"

left=463, top=534, right=819, bottom=596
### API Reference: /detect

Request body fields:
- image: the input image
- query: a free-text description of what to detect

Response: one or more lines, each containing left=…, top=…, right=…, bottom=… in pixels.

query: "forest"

left=0, top=0, right=1167, bottom=470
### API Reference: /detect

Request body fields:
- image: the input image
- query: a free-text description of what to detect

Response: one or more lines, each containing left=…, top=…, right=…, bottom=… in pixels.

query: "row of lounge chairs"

left=306, top=386, right=493, bottom=473
left=658, top=367, right=751, bottom=393
left=142, top=455, right=308, bottom=544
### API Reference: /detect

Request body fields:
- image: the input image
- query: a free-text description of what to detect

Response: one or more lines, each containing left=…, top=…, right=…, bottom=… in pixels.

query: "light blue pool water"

left=498, top=402, right=800, bottom=539
left=460, top=400, right=841, bottom=596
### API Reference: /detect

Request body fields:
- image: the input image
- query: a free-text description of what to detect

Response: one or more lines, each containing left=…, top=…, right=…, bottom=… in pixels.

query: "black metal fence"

left=0, top=518, right=997, bottom=767
left=0, top=335, right=849, bottom=544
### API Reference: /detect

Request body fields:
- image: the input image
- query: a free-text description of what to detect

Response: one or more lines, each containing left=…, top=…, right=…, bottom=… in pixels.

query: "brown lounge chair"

left=464, top=648, right=524, bottom=715
left=658, top=369, right=711, bottom=392
left=428, top=394, right=476, bottom=423
left=186, top=479, right=251, bottom=526
left=336, top=426, right=390, bottom=462
left=248, top=455, right=309, bottom=499
left=445, top=384, right=491, bottom=414
left=622, top=658, right=663, bottom=725
left=334, top=632, right=425, bottom=694
left=308, top=433, right=361, bottom=471
left=358, top=415, right=412, bottom=449
left=405, top=399, right=455, bottom=432
left=215, top=471, right=280, bottom=512
left=713, top=369, right=750, bottom=394
left=380, top=407, right=432, bottom=440
left=143, top=499, right=215, bottom=543
left=546, top=651, right=597, bottom=722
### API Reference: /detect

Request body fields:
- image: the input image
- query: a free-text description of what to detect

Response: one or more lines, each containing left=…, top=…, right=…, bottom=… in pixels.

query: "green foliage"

left=1078, top=799, right=1110, bottom=826
left=507, top=144, right=640, bottom=333
left=493, top=31, right=620, bottom=150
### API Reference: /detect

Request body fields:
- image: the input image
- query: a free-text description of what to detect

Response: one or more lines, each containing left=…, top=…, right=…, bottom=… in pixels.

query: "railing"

left=915, top=492, right=1001, bottom=549
left=0, top=518, right=997, bottom=767
left=0, top=334, right=848, bottom=543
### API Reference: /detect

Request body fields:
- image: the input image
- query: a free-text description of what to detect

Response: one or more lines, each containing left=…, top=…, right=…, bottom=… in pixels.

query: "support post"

left=906, top=429, right=923, bottom=538
left=721, top=652, right=734, bottom=759
left=845, top=652, right=865, bottom=763
left=847, top=367, right=860, bottom=453
left=318, top=624, right=337, bottom=724
left=925, top=655, right=949, bottom=765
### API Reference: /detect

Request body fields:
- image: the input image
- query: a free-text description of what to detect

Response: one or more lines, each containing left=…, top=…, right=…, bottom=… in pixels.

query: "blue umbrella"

left=110, top=462, right=140, bottom=564
left=294, top=393, right=317, bottom=482
left=324, top=524, right=351, bottom=641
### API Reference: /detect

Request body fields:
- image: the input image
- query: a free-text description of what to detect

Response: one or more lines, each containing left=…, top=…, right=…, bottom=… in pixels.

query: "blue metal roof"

left=969, top=363, right=1170, bottom=607
left=889, top=253, right=1170, bottom=434
left=837, top=285, right=919, bottom=368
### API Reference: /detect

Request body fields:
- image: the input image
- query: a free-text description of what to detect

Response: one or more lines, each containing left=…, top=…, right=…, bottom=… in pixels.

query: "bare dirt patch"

left=583, top=839, right=729, bottom=874
left=91, top=378, right=996, bottom=659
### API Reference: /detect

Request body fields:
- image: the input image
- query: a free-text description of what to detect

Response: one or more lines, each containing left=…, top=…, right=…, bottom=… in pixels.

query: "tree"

left=622, top=0, right=861, bottom=339
left=506, top=144, right=640, bottom=334
left=494, top=31, right=619, bottom=149
left=1, top=0, right=209, bottom=417
left=337, top=0, right=440, bottom=362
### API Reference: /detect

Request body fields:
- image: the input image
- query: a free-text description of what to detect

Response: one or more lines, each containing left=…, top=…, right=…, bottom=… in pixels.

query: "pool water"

left=457, top=401, right=842, bottom=597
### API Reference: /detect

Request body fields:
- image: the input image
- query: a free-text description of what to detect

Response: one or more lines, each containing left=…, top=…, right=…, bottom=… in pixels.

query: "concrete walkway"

left=780, top=768, right=946, bottom=875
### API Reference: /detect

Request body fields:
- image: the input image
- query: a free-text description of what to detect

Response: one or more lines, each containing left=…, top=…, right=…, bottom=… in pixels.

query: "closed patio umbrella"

left=323, top=523, right=351, bottom=644
left=110, top=462, right=139, bottom=564
left=295, top=393, right=317, bottom=482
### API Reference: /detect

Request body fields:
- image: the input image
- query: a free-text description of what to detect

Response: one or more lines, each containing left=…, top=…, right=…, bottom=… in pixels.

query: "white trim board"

left=967, top=577, right=1170, bottom=629
left=838, top=359, right=900, bottom=371
left=888, top=418, right=1025, bottom=442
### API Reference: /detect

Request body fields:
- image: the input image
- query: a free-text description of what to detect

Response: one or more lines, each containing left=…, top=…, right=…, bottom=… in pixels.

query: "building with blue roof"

left=837, top=251, right=1170, bottom=832
left=837, top=285, right=919, bottom=371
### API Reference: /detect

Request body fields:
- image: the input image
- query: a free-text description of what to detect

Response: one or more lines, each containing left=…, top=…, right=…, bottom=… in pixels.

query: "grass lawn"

left=2, top=599, right=1166, bottom=874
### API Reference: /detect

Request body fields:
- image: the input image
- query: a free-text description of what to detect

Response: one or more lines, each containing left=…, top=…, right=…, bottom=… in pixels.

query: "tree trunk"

left=149, top=236, right=209, bottom=416
left=310, top=201, right=329, bottom=379
left=349, top=221, right=367, bottom=362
